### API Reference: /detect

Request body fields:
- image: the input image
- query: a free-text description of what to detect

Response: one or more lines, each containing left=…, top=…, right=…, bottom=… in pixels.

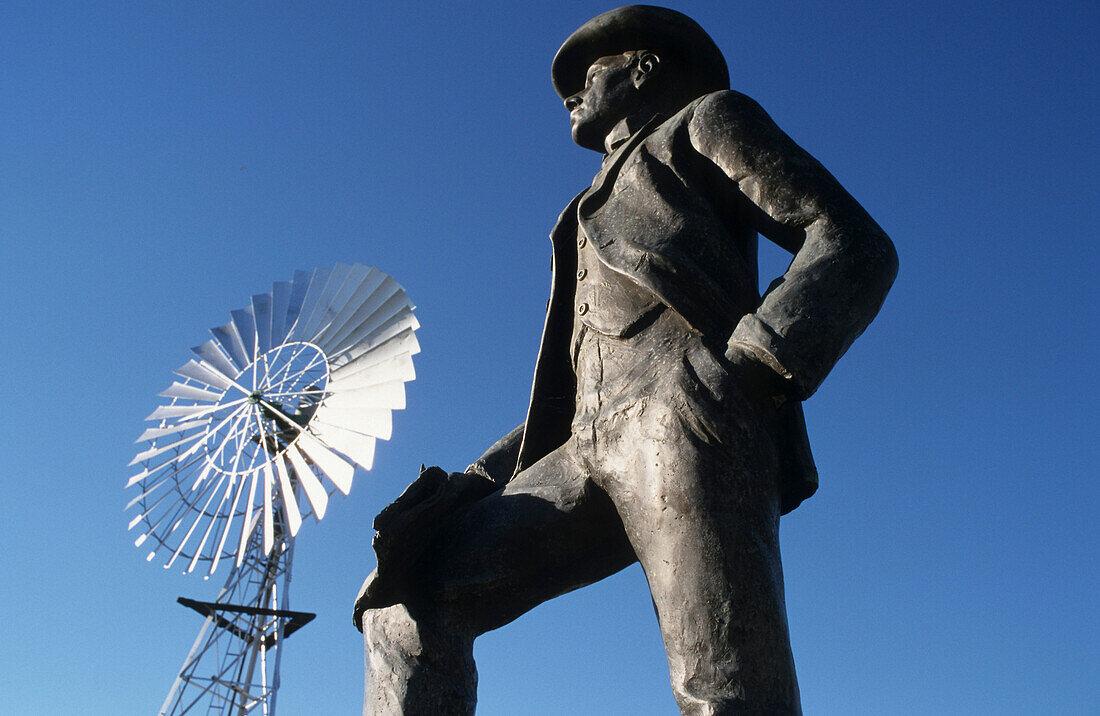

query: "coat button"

left=577, top=302, right=589, bottom=315
left=577, top=235, right=587, bottom=248
left=577, top=268, right=588, bottom=280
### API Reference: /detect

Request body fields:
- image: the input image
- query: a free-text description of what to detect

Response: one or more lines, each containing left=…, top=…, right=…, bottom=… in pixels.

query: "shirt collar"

left=603, top=113, right=652, bottom=155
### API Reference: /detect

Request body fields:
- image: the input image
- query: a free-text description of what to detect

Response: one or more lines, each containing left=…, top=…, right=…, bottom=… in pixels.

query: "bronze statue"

left=355, top=6, right=897, bottom=714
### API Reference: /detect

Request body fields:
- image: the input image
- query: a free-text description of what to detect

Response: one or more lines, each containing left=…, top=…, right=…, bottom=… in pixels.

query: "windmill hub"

left=247, top=390, right=264, bottom=404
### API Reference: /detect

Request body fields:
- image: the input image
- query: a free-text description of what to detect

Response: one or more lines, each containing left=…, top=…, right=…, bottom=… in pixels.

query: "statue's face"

left=565, top=53, right=641, bottom=152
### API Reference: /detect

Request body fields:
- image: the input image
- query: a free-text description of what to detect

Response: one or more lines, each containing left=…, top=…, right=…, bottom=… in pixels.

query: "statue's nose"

left=564, top=95, right=582, bottom=111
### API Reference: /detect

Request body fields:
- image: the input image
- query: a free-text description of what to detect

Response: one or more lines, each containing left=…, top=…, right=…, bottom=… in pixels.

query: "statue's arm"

left=464, top=423, right=525, bottom=485
left=688, top=90, right=898, bottom=400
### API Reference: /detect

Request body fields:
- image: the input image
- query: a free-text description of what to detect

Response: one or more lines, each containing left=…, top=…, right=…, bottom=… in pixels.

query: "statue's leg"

left=362, top=440, right=636, bottom=715
left=594, top=360, right=801, bottom=715
left=362, top=602, right=478, bottom=716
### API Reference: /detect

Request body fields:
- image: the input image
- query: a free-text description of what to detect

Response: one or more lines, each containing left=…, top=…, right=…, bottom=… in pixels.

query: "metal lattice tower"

left=159, top=499, right=314, bottom=716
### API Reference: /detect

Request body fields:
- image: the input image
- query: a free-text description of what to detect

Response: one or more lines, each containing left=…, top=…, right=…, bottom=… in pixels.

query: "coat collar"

left=579, top=112, right=665, bottom=220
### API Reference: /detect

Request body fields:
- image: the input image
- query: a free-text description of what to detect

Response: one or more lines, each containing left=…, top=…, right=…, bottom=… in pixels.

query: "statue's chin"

left=570, top=128, right=605, bottom=153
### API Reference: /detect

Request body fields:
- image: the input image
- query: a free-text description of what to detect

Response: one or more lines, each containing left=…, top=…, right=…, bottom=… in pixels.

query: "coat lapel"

left=578, top=113, right=665, bottom=222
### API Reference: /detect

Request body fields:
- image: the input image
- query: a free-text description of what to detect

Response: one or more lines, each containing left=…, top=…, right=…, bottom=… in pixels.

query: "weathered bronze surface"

left=355, top=6, right=897, bottom=714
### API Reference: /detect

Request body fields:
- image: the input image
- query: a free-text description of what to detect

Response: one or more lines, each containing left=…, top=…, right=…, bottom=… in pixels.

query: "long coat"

left=471, top=90, right=898, bottom=515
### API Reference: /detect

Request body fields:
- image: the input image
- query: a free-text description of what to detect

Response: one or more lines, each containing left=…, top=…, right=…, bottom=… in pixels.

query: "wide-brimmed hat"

left=552, top=5, right=729, bottom=100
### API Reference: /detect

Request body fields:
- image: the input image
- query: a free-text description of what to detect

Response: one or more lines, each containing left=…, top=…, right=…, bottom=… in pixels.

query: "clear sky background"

left=1, top=1, right=1096, bottom=714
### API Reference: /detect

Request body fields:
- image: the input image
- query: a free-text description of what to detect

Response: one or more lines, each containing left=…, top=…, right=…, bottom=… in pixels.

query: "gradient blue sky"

left=1, top=1, right=1096, bottom=713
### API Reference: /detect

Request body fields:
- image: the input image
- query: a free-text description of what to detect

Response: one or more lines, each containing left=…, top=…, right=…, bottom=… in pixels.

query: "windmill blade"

left=145, top=403, right=221, bottom=421
left=188, top=455, right=218, bottom=493
left=163, top=470, right=230, bottom=570
left=294, top=431, right=355, bottom=495
left=235, top=409, right=268, bottom=562
left=251, top=292, right=273, bottom=356
left=131, top=461, right=212, bottom=546
left=321, top=276, right=402, bottom=354
left=282, top=269, right=314, bottom=341
left=125, top=469, right=176, bottom=511
left=312, top=267, right=385, bottom=350
left=134, top=407, right=248, bottom=486
left=136, top=418, right=210, bottom=444
left=269, top=281, right=293, bottom=347
left=210, top=321, right=250, bottom=372
left=126, top=446, right=206, bottom=488
left=246, top=406, right=279, bottom=556
left=125, top=453, right=204, bottom=511
left=129, top=429, right=209, bottom=466
left=131, top=420, right=239, bottom=537
left=209, top=471, right=250, bottom=575
left=327, top=303, right=413, bottom=365
left=329, top=353, right=416, bottom=390
left=283, top=443, right=328, bottom=520
left=328, top=303, right=418, bottom=363
left=284, top=267, right=332, bottom=342
left=313, top=405, right=393, bottom=440
left=207, top=420, right=266, bottom=573
left=261, top=459, right=275, bottom=555
left=133, top=458, right=215, bottom=543
left=158, top=381, right=225, bottom=403
left=310, top=420, right=377, bottom=471
left=185, top=474, right=237, bottom=573
left=309, top=264, right=373, bottom=344
left=174, top=359, right=235, bottom=392
left=129, top=473, right=204, bottom=538
left=298, top=263, right=356, bottom=342
left=230, top=307, right=258, bottom=367
left=177, top=445, right=246, bottom=568
left=191, top=341, right=241, bottom=383
left=287, top=265, right=343, bottom=344
left=144, top=399, right=246, bottom=438
left=329, top=328, right=420, bottom=382
left=328, top=380, right=407, bottom=410
left=273, top=452, right=303, bottom=537
left=318, top=386, right=404, bottom=416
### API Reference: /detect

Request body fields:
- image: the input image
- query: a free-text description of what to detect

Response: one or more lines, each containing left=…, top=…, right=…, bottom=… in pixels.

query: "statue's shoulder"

left=686, top=90, right=771, bottom=131
left=652, top=91, right=754, bottom=147
left=684, top=90, right=783, bottom=162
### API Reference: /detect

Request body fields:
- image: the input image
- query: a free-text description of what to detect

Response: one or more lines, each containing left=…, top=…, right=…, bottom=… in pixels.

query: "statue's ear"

left=632, top=51, right=661, bottom=89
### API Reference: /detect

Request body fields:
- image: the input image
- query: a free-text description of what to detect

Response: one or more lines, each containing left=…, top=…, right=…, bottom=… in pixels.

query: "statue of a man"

left=355, top=6, right=897, bottom=714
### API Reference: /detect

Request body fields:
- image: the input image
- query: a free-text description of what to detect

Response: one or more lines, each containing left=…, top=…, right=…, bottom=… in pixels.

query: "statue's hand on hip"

left=725, top=342, right=790, bottom=408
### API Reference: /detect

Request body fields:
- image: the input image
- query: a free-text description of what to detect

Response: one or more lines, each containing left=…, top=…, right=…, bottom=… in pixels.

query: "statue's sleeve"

left=464, top=423, right=525, bottom=485
left=688, top=91, right=898, bottom=400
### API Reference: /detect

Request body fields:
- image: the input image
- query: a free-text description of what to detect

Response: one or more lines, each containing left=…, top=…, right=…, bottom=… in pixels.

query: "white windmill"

left=127, top=263, right=419, bottom=715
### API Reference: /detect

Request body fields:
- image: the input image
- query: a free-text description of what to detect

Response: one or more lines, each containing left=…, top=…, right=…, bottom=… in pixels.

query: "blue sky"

left=0, top=1, right=1096, bottom=713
